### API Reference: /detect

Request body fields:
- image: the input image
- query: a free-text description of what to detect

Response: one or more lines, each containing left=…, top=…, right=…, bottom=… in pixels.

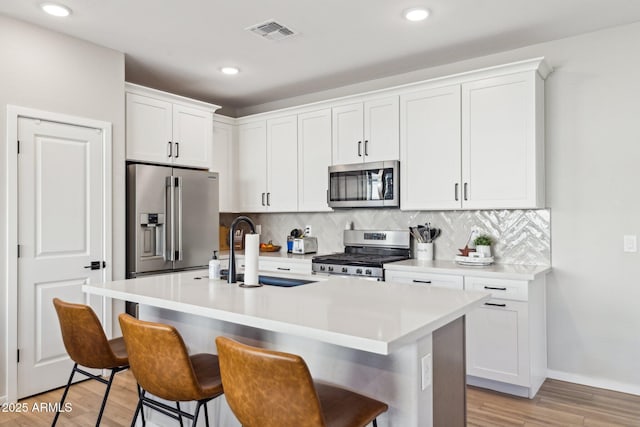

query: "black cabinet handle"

left=167, top=141, right=172, bottom=157
left=455, top=183, right=459, bottom=201
left=357, top=141, right=362, bottom=157
left=364, top=140, right=369, bottom=156
left=277, top=267, right=291, bottom=271
left=413, top=279, right=432, bottom=284
left=175, top=142, right=179, bottom=158
left=484, top=286, right=507, bottom=291
left=267, top=192, right=271, bottom=206
left=484, top=302, right=507, bottom=307
left=464, top=182, right=469, bottom=200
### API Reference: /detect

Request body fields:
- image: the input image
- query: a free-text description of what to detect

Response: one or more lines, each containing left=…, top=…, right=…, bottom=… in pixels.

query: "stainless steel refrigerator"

left=126, top=163, right=219, bottom=279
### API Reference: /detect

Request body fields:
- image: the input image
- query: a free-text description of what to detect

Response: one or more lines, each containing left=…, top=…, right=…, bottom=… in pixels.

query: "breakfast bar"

left=83, top=271, right=489, bottom=426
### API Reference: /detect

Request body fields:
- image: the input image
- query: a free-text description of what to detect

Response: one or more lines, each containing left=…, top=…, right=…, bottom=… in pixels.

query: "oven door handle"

left=377, top=169, right=384, bottom=200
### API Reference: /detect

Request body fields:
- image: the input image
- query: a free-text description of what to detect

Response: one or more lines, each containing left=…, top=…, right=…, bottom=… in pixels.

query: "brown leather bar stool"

left=215, top=336, right=388, bottom=427
left=118, top=313, right=224, bottom=427
left=52, top=298, right=129, bottom=426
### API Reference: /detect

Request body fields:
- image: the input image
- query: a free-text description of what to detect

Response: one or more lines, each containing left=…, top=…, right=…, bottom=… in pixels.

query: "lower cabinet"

left=465, top=276, right=547, bottom=398
left=384, top=266, right=547, bottom=398
left=384, top=269, right=463, bottom=290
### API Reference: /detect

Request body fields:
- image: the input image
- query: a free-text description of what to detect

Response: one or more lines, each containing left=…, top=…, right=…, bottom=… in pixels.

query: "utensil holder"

left=415, top=242, right=434, bottom=260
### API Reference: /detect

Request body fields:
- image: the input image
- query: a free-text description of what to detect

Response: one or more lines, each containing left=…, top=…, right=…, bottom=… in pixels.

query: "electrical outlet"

left=305, top=225, right=312, bottom=236
left=624, top=235, right=637, bottom=252
left=421, top=353, right=432, bottom=390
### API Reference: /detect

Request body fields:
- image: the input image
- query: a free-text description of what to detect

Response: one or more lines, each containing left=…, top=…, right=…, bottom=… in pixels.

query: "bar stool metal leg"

left=176, top=402, right=184, bottom=427
left=203, top=401, right=210, bottom=427
left=51, top=363, right=77, bottom=426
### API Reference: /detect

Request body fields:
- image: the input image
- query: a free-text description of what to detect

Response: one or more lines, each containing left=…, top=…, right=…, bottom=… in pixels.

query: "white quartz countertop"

left=84, top=270, right=489, bottom=355
left=384, top=259, right=551, bottom=281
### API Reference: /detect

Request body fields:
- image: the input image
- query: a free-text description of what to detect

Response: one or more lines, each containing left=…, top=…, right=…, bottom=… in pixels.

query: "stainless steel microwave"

left=328, top=160, right=399, bottom=208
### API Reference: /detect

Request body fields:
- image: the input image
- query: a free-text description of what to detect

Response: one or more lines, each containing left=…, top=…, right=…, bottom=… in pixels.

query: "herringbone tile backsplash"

left=221, top=209, right=550, bottom=265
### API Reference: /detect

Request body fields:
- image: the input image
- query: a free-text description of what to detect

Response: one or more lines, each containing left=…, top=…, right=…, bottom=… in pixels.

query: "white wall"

left=0, top=16, right=126, bottom=400
left=238, top=23, right=640, bottom=394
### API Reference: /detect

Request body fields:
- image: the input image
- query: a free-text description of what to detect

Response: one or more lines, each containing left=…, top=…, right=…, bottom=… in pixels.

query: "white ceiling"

left=3, top=0, right=640, bottom=114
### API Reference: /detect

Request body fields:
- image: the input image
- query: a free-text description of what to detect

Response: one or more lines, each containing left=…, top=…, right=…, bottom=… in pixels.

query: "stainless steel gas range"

left=312, top=230, right=410, bottom=280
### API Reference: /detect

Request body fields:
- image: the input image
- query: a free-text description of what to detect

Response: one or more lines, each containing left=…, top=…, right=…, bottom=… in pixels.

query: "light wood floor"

left=3, top=370, right=640, bottom=426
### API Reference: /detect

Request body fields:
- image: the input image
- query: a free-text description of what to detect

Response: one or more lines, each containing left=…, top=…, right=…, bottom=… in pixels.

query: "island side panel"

left=139, top=305, right=436, bottom=427
left=433, top=316, right=466, bottom=427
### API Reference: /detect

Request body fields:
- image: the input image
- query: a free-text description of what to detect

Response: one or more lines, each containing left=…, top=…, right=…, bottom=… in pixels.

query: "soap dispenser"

left=209, top=251, right=221, bottom=279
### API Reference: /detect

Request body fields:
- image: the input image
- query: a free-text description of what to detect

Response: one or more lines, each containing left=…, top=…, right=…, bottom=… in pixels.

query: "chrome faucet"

left=228, top=215, right=256, bottom=284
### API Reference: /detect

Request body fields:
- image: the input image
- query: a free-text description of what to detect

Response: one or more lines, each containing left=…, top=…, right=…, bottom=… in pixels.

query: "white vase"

left=476, top=245, right=492, bottom=258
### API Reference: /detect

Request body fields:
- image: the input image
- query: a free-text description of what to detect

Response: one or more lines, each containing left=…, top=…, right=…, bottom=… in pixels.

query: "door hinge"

left=17, top=349, right=20, bottom=363
left=17, top=140, right=20, bottom=154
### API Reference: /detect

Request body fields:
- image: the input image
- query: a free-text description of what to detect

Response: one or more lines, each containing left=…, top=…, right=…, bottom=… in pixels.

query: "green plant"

left=474, top=234, right=492, bottom=246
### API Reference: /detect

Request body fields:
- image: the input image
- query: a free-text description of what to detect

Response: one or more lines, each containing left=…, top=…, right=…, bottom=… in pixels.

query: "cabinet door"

left=126, top=93, right=173, bottom=164
left=212, top=120, right=235, bottom=212
left=466, top=299, right=530, bottom=386
left=298, top=109, right=332, bottom=212
left=400, top=85, right=462, bottom=210
left=385, top=269, right=463, bottom=289
left=332, top=103, right=364, bottom=164
left=237, top=122, right=267, bottom=212
left=462, top=72, right=539, bottom=209
left=266, top=116, right=298, bottom=212
left=172, top=104, right=213, bottom=169
left=363, top=96, right=399, bottom=162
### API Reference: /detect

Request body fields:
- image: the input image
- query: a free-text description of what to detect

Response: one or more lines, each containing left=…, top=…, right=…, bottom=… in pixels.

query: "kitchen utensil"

left=409, top=227, right=423, bottom=243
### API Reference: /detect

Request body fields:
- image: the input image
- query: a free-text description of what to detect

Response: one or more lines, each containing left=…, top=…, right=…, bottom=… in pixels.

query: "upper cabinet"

left=212, top=117, right=235, bottom=212
left=401, top=59, right=549, bottom=210
left=332, top=96, right=399, bottom=165
left=461, top=73, right=544, bottom=209
left=298, top=109, right=333, bottom=212
left=236, top=117, right=298, bottom=212
left=125, top=83, right=219, bottom=169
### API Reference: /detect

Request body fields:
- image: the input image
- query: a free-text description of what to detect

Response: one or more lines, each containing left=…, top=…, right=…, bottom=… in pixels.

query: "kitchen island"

left=83, top=270, right=489, bottom=426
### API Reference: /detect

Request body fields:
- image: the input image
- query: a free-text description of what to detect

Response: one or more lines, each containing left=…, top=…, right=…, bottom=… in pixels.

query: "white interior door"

left=17, top=117, right=106, bottom=398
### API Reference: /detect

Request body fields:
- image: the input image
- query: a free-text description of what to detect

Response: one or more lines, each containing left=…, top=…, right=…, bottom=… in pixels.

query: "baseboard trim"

left=547, top=369, right=640, bottom=396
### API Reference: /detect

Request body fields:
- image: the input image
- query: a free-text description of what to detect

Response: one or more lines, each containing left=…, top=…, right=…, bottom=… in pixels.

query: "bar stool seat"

left=215, top=336, right=388, bottom=427
left=119, top=313, right=224, bottom=427
left=52, top=298, right=129, bottom=426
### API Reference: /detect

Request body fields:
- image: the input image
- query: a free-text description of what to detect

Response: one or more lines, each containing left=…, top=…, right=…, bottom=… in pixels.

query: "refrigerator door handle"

left=166, top=176, right=175, bottom=261
left=176, top=176, right=183, bottom=261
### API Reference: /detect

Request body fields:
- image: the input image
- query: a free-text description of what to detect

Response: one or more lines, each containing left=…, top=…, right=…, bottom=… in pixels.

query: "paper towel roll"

left=243, top=233, right=260, bottom=285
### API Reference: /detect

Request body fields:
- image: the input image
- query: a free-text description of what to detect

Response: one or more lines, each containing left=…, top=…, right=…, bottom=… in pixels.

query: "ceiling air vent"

left=246, top=19, right=297, bottom=41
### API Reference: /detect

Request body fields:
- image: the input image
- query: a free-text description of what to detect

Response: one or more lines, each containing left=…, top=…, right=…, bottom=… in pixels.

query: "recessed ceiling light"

left=221, top=67, right=240, bottom=75
left=404, top=7, right=430, bottom=22
left=40, top=2, right=72, bottom=17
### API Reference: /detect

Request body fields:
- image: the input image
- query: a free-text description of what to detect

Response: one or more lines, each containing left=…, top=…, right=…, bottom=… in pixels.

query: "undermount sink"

left=219, top=271, right=316, bottom=287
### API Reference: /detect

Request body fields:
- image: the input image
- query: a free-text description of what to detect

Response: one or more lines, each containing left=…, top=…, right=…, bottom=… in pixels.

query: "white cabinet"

left=465, top=276, right=547, bottom=398
left=266, top=115, right=298, bottom=211
left=332, top=96, right=399, bottom=165
left=298, top=109, right=332, bottom=212
left=212, top=118, right=235, bottom=212
left=400, top=69, right=545, bottom=210
left=384, top=269, right=463, bottom=290
left=236, top=117, right=298, bottom=212
left=125, top=84, right=217, bottom=169
left=461, top=73, right=544, bottom=209
left=400, top=85, right=461, bottom=210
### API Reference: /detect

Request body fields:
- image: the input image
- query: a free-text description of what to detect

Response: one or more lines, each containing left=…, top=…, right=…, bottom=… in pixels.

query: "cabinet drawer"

left=258, top=259, right=312, bottom=275
left=465, top=277, right=528, bottom=301
left=385, top=269, right=464, bottom=290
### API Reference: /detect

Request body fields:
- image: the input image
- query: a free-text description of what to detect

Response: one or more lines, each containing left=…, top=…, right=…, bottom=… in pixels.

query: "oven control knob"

left=356, top=268, right=363, bottom=274
left=341, top=267, right=348, bottom=273
left=328, top=266, right=334, bottom=272
left=320, top=265, right=325, bottom=271
left=365, top=269, right=372, bottom=275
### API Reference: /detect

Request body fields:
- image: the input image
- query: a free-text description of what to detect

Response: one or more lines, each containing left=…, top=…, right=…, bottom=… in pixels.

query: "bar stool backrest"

left=53, top=298, right=120, bottom=369
left=118, top=313, right=204, bottom=402
left=215, top=336, right=326, bottom=427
